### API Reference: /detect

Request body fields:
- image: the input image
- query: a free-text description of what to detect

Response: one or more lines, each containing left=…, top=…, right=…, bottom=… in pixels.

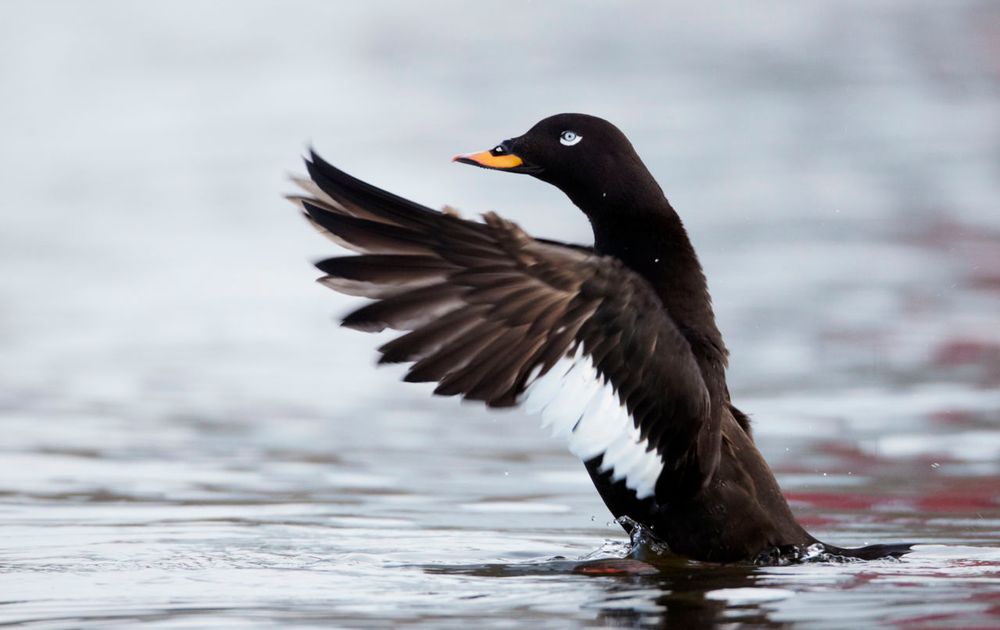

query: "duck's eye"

left=493, top=145, right=505, bottom=153
left=559, top=130, right=582, bottom=146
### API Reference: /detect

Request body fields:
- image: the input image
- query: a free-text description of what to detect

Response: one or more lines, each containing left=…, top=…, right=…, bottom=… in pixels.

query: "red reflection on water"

left=914, top=481, right=1000, bottom=513
left=785, top=491, right=902, bottom=512
left=928, top=409, right=977, bottom=427
left=972, top=588, right=1000, bottom=619
left=899, top=612, right=966, bottom=629
left=795, top=514, right=838, bottom=528
left=572, top=559, right=659, bottom=576
left=933, top=339, right=1000, bottom=368
left=789, top=478, right=998, bottom=520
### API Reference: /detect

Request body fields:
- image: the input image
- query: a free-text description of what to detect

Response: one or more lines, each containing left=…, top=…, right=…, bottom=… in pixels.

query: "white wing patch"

left=521, top=346, right=663, bottom=499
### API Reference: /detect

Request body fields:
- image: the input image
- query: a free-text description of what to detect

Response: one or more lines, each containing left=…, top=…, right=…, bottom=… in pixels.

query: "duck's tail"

left=822, top=542, right=914, bottom=560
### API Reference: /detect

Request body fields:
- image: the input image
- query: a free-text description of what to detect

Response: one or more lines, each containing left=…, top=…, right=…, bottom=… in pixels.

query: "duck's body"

left=290, top=114, right=911, bottom=563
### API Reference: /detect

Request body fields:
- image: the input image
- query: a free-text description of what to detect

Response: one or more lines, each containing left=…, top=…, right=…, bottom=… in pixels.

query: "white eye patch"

left=559, top=130, right=582, bottom=146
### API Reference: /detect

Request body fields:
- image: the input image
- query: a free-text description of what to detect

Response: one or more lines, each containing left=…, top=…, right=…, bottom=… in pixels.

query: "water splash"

left=618, top=516, right=673, bottom=560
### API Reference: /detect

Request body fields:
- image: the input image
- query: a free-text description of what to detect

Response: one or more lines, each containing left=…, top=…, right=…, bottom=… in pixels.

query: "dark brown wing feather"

left=292, top=151, right=719, bottom=497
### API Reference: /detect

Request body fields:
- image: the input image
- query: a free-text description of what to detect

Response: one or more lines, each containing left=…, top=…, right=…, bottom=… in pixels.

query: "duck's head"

left=454, top=113, right=662, bottom=212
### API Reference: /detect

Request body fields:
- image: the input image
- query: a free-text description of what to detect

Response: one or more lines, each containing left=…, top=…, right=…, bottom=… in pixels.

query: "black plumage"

left=289, top=113, right=912, bottom=563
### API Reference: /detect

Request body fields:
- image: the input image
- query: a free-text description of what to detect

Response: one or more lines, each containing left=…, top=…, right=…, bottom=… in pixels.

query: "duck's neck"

left=580, top=194, right=725, bottom=362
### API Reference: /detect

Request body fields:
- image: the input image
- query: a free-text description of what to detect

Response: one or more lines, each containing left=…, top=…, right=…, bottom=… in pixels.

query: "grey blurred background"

left=2, top=1, right=998, bottom=415
left=0, top=2, right=999, bottom=626
left=2, top=1, right=999, bottom=408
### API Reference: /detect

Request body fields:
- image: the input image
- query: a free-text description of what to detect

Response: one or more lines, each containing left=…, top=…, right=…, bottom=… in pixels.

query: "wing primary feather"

left=433, top=328, right=528, bottom=398
left=341, top=283, right=465, bottom=332
left=377, top=306, right=487, bottom=364
left=464, top=279, right=536, bottom=305
left=315, top=255, right=456, bottom=284
left=303, top=202, right=438, bottom=255
left=307, top=152, right=498, bottom=247
left=488, top=287, right=551, bottom=321
left=404, top=321, right=504, bottom=383
left=472, top=334, right=548, bottom=406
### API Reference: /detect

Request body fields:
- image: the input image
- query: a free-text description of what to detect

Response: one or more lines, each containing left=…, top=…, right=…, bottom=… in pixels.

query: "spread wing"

left=291, top=151, right=719, bottom=500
